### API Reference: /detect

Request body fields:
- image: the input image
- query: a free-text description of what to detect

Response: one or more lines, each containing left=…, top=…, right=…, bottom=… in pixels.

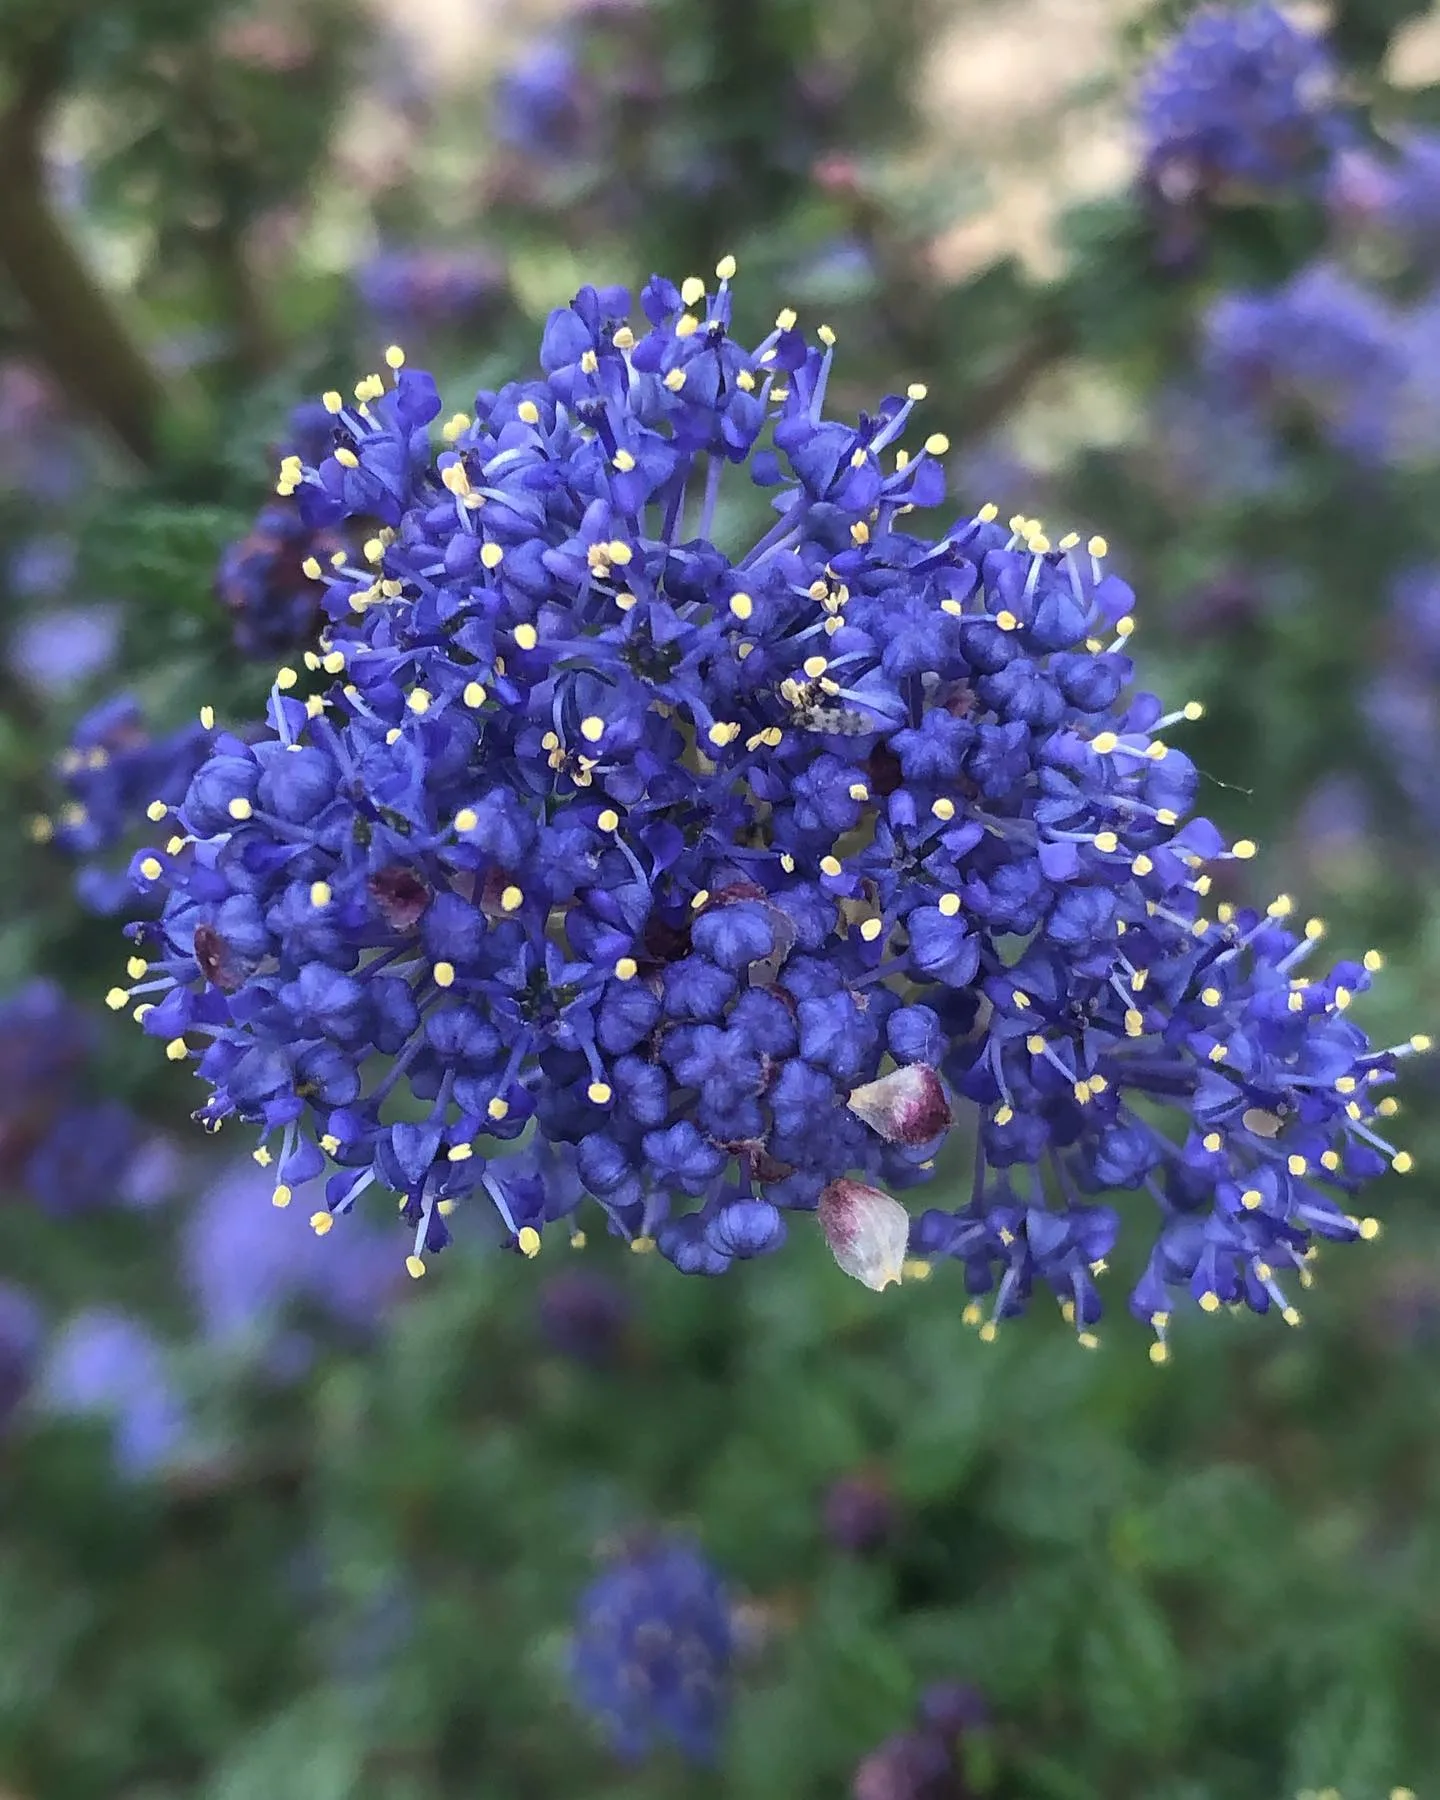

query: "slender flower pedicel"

left=120, top=264, right=1420, bottom=1350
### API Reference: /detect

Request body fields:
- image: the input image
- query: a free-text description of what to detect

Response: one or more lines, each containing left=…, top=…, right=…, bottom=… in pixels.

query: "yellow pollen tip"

left=1091, top=731, right=1118, bottom=755
left=1183, top=701, right=1204, bottom=721
left=1087, top=535, right=1108, bottom=557
left=271, top=1185, right=292, bottom=1209
left=1364, top=949, right=1384, bottom=971
left=517, top=1226, right=542, bottom=1258
left=932, top=798, right=956, bottom=821
left=820, top=855, right=843, bottom=877
left=728, top=592, right=753, bottom=620
left=1149, top=1341, right=1170, bottom=1365
left=860, top=917, right=883, bottom=941
left=487, top=1097, right=510, bottom=1122
left=480, top=541, right=504, bottom=569
left=715, top=254, right=737, bottom=280
left=227, top=797, right=253, bottom=821
left=500, top=885, right=523, bottom=912
left=597, top=809, right=620, bottom=832
left=994, top=1104, right=1014, bottom=1126
left=587, top=1081, right=613, bottom=1105
left=1392, top=1151, right=1414, bottom=1174
left=923, top=433, right=950, bottom=457
left=517, top=399, right=540, bottom=425
left=463, top=682, right=485, bottom=708
left=1093, top=831, right=1118, bottom=854
left=405, top=1255, right=426, bottom=1279
left=937, top=892, right=962, bottom=918
left=384, top=344, right=405, bottom=369
left=433, top=961, right=455, bottom=989
left=1359, top=1215, right=1383, bottom=1239
left=333, top=447, right=359, bottom=469
left=127, top=957, right=148, bottom=980
left=105, top=987, right=129, bottom=1011
left=1231, top=838, right=1256, bottom=859
left=310, top=881, right=332, bottom=908
left=680, top=275, right=706, bottom=305
left=322, top=391, right=344, bottom=414
left=513, top=624, right=538, bottom=651
left=310, top=1211, right=334, bottom=1236
left=1198, top=1292, right=1221, bottom=1313
left=1411, top=1033, right=1432, bottom=1052
left=614, top=957, right=638, bottom=981
left=453, top=808, right=479, bottom=835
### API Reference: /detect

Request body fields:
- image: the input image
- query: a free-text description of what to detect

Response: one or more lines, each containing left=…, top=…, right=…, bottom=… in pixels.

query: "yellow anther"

left=1363, top=948, right=1384, bottom=972
left=334, top=447, right=359, bottom=469
left=995, top=609, right=1019, bottom=632
left=1201, top=986, right=1222, bottom=1007
left=1359, top=1215, right=1383, bottom=1238
left=579, top=715, right=606, bottom=744
left=1393, top=1150, right=1414, bottom=1174
left=932, top=797, right=956, bottom=821
left=848, top=782, right=869, bottom=802
left=692, top=888, right=711, bottom=908
left=1334, top=987, right=1352, bottom=1011
left=663, top=367, right=686, bottom=391
left=802, top=654, right=828, bottom=679
left=1231, top=838, right=1256, bottom=859
left=715, top=254, right=737, bottom=280
left=1287, top=1154, right=1307, bottom=1177
left=675, top=314, right=700, bottom=339
left=309, top=1211, right=334, bottom=1237
left=680, top=275, right=706, bottom=306
left=1093, top=831, right=1119, bottom=854
left=923, top=432, right=950, bottom=457
left=307, top=880, right=332, bottom=910
left=1012, top=990, right=1030, bottom=1010
left=1026, top=1033, right=1047, bottom=1055
left=1411, top=1033, right=1432, bottom=1052
left=816, top=323, right=837, bottom=346
left=144, top=799, right=169, bottom=824
left=579, top=349, right=599, bottom=374
left=406, top=1254, right=426, bottom=1279
left=322, top=390, right=344, bottom=413
left=994, top=1104, right=1014, bottom=1126
left=1091, top=731, right=1118, bottom=755
left=487, top=1097, right=510, bottom=1121
left=596, top=809, right=620, bottom=833
left=516, top=399, right=541, bottom=425
left=450, top=808, right=478, bottom=836
left=1124, top=1008, right=1144, bottom=1037
left=479, top=541, right=504, bottom=570
left=859, top=917, right=883, bottom=942
left=1378, top=1096, right=1400, bottom=1117
left=1198, top=1292, right=1221, bottom=1313
left=937, top=892, right=962, bottom=918
left=1146, top=740, right=1168, bottom=761
left=271, top=1184, right=292, bottom=1209
left=820, top=854, right=843, bottom=877
left=850, top=520, right=870, bottom=545
left=612, top=326, right=634, bottom=352
left=407, top=688, right=431, bottom=716
left=442, top=412, right=471, bottom=441
left=463, top=682, right=485, bottom=708
left=587, top=1080, right=612, bottom=1105
left=614, top=957, right=638, bottom=982
left=707, top=721, right=739, bottom=747
left=105, top=986, right=130, bottom=1011
left=517, top=1225, right=542, bottom=1258
left=775, top=307, right=798, bottom=331
left=447, top=1143, right=473, bottom=1162
left=433, top=961, right=455, bottom=989
left=1087, top=535, right=1108, bottom=557
left=501, top=885, right=523, bottom=912
left=1149, top=1340, right=1170, bottom=1365
left=228, top=797, right=253, bottom=821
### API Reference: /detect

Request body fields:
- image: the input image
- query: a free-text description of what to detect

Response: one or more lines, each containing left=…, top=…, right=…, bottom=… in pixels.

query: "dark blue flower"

left=216, top=502, right=344, bottom=659
left=123, top=268, right=1415, bottom=1352
left=570, top=1538, right=733, bottom=1762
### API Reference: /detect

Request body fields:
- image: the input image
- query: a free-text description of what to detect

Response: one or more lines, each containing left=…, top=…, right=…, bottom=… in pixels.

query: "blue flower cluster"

left=1330, top=131, right=1440, bottom=265
left=570, top=1537, right=732, bottom=1762
left=1138, top=3, right=1347, bottom=199
left=122, top=267, right=1417, bottom=1351
left=356, top=248, right=509, bottom=337
left=44, top=695, right=211, bottom=914
left=216, top=502, right=346, bottom=660
left=1202, top=264, right=1440, bottom=465
left=0, top=979, right=154, bottom=1216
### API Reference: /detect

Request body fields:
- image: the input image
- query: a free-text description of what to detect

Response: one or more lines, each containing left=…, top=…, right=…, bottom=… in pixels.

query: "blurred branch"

left=960, top=313, right=1073, bottom=444
left=0, top=30, right=167, bottom=466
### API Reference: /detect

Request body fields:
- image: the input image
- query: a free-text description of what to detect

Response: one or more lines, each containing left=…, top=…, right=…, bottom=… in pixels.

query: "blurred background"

left=2, top=0, right=1440, bottom=1794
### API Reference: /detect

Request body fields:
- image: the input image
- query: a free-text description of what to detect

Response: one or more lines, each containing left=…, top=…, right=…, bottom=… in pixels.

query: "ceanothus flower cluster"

left=117, top=264, right=1419, bottom=1354
left=1138, top=3, right=1347, bottom=201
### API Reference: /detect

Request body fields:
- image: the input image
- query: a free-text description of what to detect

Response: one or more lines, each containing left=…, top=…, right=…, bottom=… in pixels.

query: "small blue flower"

left=38, top=1310, right=190, bottom=1482
left=570, top=1538, right=733, bottom=1762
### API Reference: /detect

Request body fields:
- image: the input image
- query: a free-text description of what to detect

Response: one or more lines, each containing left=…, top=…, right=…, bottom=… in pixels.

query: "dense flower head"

left=570, top=1537, right=732, bottom=1761
left=1329, top=131, right=1440, bottom=262
left=356, top=248, right=509, bottom=335
left=47, top=695, right=211, bottom=914
left=0, top=980, right=94, bottom=1177
left=216, top=502, right=346, bottom=659
left=1203, top=265, right=1422, bottom=463
left=122, top=266, right=1417, bottom=1352
left=1137, top=3, right=1347, bottom=199
left=37, top=1308, right=190, bottom=1481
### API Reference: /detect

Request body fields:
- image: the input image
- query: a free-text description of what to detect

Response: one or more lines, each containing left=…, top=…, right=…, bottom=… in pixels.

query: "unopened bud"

left=847, top=1064, right=951, bottom=1146
left=818, top=1180, right=910, bottom=1291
